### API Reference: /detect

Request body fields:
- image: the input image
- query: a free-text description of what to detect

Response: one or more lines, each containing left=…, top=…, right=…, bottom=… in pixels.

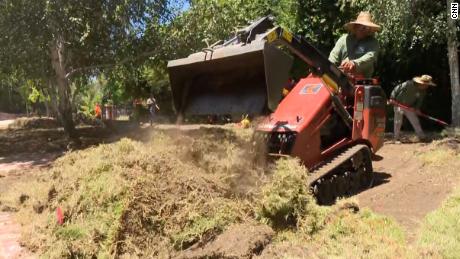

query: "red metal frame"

left=257, top=73, right=386, bottom=170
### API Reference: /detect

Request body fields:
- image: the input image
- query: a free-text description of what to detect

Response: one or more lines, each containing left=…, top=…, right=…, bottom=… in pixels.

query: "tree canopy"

left=0, top=0, right=458, bottom=133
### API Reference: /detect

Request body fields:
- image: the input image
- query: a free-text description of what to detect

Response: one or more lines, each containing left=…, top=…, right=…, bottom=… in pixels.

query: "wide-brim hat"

left=413, top=75, right=436, bottom=86
left=345, top=11, right=381, bottom=32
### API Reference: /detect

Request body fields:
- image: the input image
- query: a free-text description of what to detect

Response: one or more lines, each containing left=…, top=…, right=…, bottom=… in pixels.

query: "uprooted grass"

left=256, top=158, right=326, bottom=232
left=2, top=128, right=266, bottom=258
left=1, top=127, right=419, bottom=258
left=415, top=138, right=460, bottom=177
left=311, top=206, right=411, bottom=258
left=259, top=191, right=413, bottom=258
left=441, top=127, right=460, bottom=139
left=8, top=117, right=60, bottom=129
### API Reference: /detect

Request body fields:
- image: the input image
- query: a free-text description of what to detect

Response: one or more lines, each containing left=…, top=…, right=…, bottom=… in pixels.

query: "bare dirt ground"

left=0, top=113, right=17, bottom=130
left=0, top=153, right=51, bottom=259
left=0, top=152, right=62, bottom=194
left=0, top=114, right=39, bottom=258
left=357, top=140, right=460, bottom=242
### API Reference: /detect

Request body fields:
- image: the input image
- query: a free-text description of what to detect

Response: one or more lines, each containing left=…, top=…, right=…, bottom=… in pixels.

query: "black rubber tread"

left=309, top=144, right=368, bottom=182
left=309, top=144, right=373, bottom=205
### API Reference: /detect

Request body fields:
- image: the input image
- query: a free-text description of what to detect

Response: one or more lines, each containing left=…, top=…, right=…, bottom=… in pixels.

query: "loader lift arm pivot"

left=264, top=26, right=355, bottom=97
left=262, top=26, right=354, bottom=128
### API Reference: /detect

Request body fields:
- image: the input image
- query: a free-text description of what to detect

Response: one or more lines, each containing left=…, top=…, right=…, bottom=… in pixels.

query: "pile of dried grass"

left=257, top=158, right=318, bottom=228
left=8, top=117, right=59, bottom=130
left=2, top=128, right=268, bottom=258
left=1, top=126, right=413, bottom=258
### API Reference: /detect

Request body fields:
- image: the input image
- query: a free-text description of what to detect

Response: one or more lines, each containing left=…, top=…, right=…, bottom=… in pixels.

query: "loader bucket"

left=167, top=40, right=293, bottom=116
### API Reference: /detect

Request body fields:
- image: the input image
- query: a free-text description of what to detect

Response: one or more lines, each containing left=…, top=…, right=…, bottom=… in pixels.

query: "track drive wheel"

left=358, top=146, right=374, bottom=189
left=310, top=144, right=374, bottom=205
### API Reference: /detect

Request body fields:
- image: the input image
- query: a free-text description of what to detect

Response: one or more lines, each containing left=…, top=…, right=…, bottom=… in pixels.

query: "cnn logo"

left=452, top=2, right=459, bottom=19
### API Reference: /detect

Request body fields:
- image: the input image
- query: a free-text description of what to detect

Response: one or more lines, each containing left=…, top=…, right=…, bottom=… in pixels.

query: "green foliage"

left=341, top=0, right=448, bottom=49
left=28, top=87, right=41, bottom=104
left=0, top=0, right=456, bottom=122
left=0, top=0, right=179, bottom=124
left=74, top=77, right=103, bottom=118
left=27, top=83, right=50, bottom=104
left=55, top=225, right=87, bottom=241
left=105, top=65, right=169, bottom=100
left=162, top=0, right=299, bottom=58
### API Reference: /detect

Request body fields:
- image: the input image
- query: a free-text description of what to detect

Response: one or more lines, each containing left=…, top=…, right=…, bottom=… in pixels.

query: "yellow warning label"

left=282, top=30, right=293, bottom=43
left=321, top=74, right=339, bottom=93
left=267, top=31, right=277, bottom=43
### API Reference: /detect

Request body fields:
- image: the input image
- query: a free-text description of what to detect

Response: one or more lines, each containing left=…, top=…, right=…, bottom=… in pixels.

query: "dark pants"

left=149, top=106, right=156, bottom=125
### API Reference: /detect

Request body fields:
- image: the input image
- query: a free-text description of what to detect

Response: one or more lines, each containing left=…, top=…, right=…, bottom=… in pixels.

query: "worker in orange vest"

left=94, top=103, right=102, bottom=119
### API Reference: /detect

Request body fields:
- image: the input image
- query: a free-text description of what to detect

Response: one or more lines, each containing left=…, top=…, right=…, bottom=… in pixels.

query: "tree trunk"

left=44, top=86, right=58, bottom=118
left=43, top=97, right=50, bottom=117
left=8, top=85, right=12, bottom=112
left=50, top=38, right=79, bottom=141
left=447, top=0, right=460, bottom=127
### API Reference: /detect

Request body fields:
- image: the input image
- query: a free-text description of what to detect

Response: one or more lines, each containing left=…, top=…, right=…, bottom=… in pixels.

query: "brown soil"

left=0, top=212, right=35, bottom=259
left=0, top=113, right=18, bottom=121
left=254, top=242, right=314, bottom=258
left=0, top=150, right=53, bottom=259
left=178, top=223, right=274, bottom=259
left=356, top=139, right=460, bottom=242
left=0, top=153, right=61, bottom=196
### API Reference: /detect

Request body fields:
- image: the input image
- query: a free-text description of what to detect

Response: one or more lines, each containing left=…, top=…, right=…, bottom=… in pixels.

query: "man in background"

left=390, top=75, right=436, bottom=142
left=147, top=95, right=160, bottom=126
left=94, top=103, right=102, bottom=120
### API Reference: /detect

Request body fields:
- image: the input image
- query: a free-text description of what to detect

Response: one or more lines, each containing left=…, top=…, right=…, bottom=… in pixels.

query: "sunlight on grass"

left=418, top=188, right=460, bottom=258
left=418, top=148, right=458, bottom=166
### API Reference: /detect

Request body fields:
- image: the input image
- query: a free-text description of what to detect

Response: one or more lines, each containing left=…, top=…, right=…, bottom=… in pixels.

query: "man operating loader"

left=329, top=11, right=381, bottom=78
left=390, top=75, right=436, bottom=143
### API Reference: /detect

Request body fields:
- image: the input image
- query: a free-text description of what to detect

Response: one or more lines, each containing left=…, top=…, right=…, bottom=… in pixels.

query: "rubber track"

left=308, top=144, right=369, bottom=185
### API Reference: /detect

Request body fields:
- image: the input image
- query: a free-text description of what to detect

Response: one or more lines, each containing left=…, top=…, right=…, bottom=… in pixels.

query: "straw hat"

left=413, top=75, right=436, bottom=86
left=345, top=11, right=381, bottom=32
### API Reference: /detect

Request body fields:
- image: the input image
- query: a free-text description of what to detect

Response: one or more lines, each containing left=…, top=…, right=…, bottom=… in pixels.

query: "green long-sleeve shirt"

left=328, top=34, right=380, bottom=78
left=390, top=80, right=426, bottom=109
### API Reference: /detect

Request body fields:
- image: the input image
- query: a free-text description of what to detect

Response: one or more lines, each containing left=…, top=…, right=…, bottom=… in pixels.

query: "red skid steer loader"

left=167, top=17, right=387, bottom=204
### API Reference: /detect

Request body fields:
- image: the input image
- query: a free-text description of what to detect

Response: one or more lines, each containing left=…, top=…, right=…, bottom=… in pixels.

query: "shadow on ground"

left=372, top=171, right=392, bottom=188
